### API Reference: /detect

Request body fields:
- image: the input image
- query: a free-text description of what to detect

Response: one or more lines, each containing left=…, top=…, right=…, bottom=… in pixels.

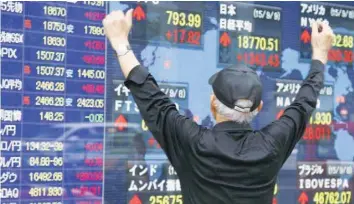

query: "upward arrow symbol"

left=129, top=194, right=142, bottom=204
left=133, top=5, right=146, bottom=21
left=115, top=115, right=127, bottom=131
left=219, top=32, right=231, bottom=47
left=301, top=30, right=311, bottom=44
left=298, top=192, right=308, bottom=204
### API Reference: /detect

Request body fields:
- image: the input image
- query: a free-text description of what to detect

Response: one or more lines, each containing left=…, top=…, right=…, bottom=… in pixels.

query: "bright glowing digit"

left=194, top=14, right=201, bottom=28
left=172, top=12, right=179, bottom=26
left=179, top=12, right=186, bottom=26
left=188, top=13, right=194, bottom=27
left=166, top=10, right=173, bottom=24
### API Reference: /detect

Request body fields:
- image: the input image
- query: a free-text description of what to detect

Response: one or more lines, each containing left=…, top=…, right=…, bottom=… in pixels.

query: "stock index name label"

left=300, top=2, right=354, bottom=64
left=217, top=2, right=282, bottom=70
left=126, top=160, right=181, bottom=204
left=297, top=161, right=353, bottom=204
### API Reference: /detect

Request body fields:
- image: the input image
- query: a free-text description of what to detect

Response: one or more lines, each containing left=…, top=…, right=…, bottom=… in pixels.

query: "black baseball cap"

left=208, top=65, right=262, bottom=112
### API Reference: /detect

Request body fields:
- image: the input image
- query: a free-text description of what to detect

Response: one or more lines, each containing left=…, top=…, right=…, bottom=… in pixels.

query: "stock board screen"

left=1, top=1, right=105, bottom=203
left=1, top=1, right=354, bottom=204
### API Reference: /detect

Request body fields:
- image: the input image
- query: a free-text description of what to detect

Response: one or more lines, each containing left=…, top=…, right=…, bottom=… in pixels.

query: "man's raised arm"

left=260, top=21, right=335, bottom=162
left=102, top=10, right=201, bottom=167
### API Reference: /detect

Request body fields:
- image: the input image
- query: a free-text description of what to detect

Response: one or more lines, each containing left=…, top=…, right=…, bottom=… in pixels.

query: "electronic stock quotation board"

left=1, top=1, right=354, bottom=204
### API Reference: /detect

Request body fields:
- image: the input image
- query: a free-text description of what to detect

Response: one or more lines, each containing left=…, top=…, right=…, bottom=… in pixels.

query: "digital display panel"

left=217, top=2, right=282, bottom=70
left=274, top=80, right=333, bottom=144
left=299, top=2, right=354, bottom=64
left=1, top=1, right=354, bottom=204
left=128, top=1, right=204, bottom=48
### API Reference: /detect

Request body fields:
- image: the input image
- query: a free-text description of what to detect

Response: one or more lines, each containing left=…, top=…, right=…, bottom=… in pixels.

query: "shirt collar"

left=213, top=121, right=253, bottom=132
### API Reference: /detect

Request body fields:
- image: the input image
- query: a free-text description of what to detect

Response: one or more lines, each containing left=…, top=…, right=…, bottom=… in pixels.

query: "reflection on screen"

left=1, top=1, right=354, bottom=204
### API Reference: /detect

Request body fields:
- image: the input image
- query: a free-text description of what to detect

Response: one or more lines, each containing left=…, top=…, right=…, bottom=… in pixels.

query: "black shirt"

left=124, top=60, right=324, bottom=204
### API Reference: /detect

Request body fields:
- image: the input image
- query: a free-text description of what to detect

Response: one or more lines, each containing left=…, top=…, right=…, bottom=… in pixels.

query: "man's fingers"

left=331, top=33, right=335, bottom=44
left=102, top=17, right=107, bottom=26
left=115, top=10, right=124, bottom=19
left=321, top=23, right=330, bottom=33
left=327, top=27, right=335, bottom=44
left=102, top=9, right=132, bottom=41
left=102, top=11, right=111, bottom=24
left=314, top=21, right=335, bottom=45
left=311, top=21, right=319, bottom=36
left=125, top=8, right=134, bottom=27
left=321, top=23, right=335, bottom=42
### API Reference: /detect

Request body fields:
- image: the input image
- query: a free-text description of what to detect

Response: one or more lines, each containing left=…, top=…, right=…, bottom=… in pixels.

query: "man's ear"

left=257, top=100, right=263, bottom=112
left=210, top=94, right=217, bottom=119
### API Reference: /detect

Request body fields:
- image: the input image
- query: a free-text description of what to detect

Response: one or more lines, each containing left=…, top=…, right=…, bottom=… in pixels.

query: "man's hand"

left=311, top=20, right=335, bottom=64
left=102, top=9, right=133, bottom=51
left=102, top=9, right=140, bottom=78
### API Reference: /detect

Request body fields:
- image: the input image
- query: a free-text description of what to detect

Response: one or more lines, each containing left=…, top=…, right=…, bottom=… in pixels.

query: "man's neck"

left=215, top=114, right=230, bottom=123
